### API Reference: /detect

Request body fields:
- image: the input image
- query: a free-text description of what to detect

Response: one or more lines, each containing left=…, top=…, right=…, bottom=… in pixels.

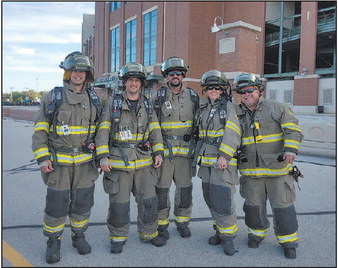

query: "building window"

left=323, top=88, right=333, bottom=104
left=264, top=2, right=301, bottom=76
left=110, top=2, right=121, bottom=12
left=143, top=10, right=157, bottom=66
left=284, top=90, right=293, bottom=104
left=315, top=2, right=336, bottom=75
left=125, top=19, right=137, bottom=64
left=110, top=27, right=120, bottom=72
left=269, top=90, right=277, bottom=100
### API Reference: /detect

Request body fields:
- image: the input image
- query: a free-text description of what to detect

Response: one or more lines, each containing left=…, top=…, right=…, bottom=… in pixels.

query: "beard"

left=169, top=80, right=181, bottom=87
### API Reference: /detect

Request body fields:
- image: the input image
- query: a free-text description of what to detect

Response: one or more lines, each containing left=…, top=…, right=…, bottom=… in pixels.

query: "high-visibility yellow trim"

left=175, top=216, right=190, bottom=223
left=239, top=164, right=292, bottom=177
left=34, top=147, right=51, bottom=160
left=164, top=146, right=189, bottom=157
left=34, top=121, right=50, bottom=133
left=98, top=121, right=111, bottom=130
left=276, top=232, right=298, bottom=243
left=242, top=133, right=283, bottom=145
left=70, top=219, right=88, bottom=228
left=219, top=143, right=236, bottom=156
left=247, top=227, right=268, bottom=237
left=158, top=218, right=170, bottom=225
left=217, top=224, right=238, bottom=234
left=225, top=120, right=241, bottom=136
left=281, top=123, right=302, bottom=133
left=43, top=222, right=65, bottom=233
left=96, top=145, right=110, bottom=155
left=52, top=125, right=96, bottom=135
left=161, top=121, right=193, bottom=129
left=139, top=231, right=158, bottom=240
left=109, top=157, right=153, bottom=170
left=110, top=236, right=127, bottom=242
left=199, top=129, right=224, bottom=138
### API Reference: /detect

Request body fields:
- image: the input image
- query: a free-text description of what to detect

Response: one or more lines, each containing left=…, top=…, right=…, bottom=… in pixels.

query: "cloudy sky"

left=3, top=2, right=95, bottom=93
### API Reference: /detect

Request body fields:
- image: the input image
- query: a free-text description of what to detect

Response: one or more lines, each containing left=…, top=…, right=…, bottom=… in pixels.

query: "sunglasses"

left=206, top=86, right=223, bottom=91
left=238, top=88, right=256, bottom=95
left=168, top=71, right=183, bottom=77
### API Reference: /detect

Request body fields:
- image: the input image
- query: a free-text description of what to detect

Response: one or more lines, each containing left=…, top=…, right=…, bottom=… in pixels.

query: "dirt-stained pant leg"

left=42, top=162, right=98, bottom=238
left=199, top=166, right=238, bottom=240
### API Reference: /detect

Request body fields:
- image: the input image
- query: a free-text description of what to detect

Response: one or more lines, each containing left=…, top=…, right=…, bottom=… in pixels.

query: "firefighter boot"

left=248, top=234, right=262, bottom=248
left=176, top=222, right=191, bottom=238
left=46, top=237, right=61, bottom=264
left=208, top=231, right=222, bottom=245
left=110, top=241, right=126, bottom=254
left=72, top=233, right=91, bottom=255
left=284, top=248, right=296, bottom=259
left=158, top=225, right=169, bottom=240
left=150, top=236, right=167, bottom=247
left=222, top=238, right=236, bottom=256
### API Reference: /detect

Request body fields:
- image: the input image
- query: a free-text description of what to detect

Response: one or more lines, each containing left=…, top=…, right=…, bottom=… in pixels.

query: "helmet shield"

left=201, top=70, right=228, bottom=87
left=161, top=57, right=188, bottom=76
left=60, top=52, right=93, bottom=72
left=233, top=73, right=264, bottom=92
left=118, top=62, right=147, bottom=83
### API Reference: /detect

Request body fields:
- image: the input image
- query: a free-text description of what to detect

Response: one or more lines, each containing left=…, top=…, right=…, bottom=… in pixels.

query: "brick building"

left=84, top=1, right=336, bottom=114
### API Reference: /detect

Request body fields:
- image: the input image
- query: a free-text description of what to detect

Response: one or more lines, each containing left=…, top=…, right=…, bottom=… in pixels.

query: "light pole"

left=36, top=78, right=39, bottom=98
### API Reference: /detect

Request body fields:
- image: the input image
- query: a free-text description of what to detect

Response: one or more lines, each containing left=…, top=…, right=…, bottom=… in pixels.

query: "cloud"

left=3, top=2, right=95, bottom=92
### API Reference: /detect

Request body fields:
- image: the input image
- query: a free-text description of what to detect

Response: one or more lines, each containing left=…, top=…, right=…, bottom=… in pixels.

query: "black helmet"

left=59, top=51, right=94, bottom=82
left=233, top=73, right=264, bottom=93
left=161, top=56, right=188, bottom=77
left=118, top=62, right=147, bottom=81
left=201, top=70, right=229, bottom=87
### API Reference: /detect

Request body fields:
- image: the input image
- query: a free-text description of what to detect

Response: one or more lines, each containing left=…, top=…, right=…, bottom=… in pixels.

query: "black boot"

left=72, top=233, right=91, bottom=255
left=208, top=231, right=222, bottom=245
left=284, top=248, right=297, bottom=259
left=158, top=225, right=169, bottom=240
left=176, top=223, right=191, bottom=238
left=248, top=235, right=262, bottom=248
left=150, top=236, right=167, bottom=247
left=223, top=240, right=236, bottom=256
left=110, top=241, right=126, bottom=254
left=46, top=237, right=61, bottom=264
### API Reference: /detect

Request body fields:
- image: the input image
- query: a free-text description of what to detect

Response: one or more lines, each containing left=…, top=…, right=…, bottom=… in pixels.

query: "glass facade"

left=125, top=19, right=137, bottom=64
left=143, top=10, right=157, bottom=66
left=110, top=2, right=121, bottom=12
left=110, top=27, right=120, bottom=72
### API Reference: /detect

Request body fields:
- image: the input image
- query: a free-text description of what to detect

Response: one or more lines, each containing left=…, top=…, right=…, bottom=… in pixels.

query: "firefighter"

left=234, top=73, right=303, bottom=259
left=95, top=62, right=166, bottom=254
left=193, top=70, right=241, bottom=255
left=32, top=51, right=101, bottom=263
left=153, top=56, right=199, bottom=240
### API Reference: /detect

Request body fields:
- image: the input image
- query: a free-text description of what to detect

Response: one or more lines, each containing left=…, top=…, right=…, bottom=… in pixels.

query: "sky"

left=3, top=2, right=95, bottom=94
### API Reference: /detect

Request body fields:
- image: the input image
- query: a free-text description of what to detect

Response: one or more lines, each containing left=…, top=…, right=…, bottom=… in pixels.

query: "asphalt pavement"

left=2, top=115, right=337, bottom=267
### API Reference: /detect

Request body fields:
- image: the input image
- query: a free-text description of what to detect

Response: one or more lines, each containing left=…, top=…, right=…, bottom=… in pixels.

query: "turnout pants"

left=240, top=174, right=298, bottom=248
left=103, top=167, right=159, bottom=243
left=156, top=156, right=193, bottom=228
left=42, top=162, right=98, bottom=238
left=198, top=166, right=238, bottom=240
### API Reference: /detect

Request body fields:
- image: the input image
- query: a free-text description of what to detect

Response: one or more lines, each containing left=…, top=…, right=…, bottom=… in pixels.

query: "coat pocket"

left=260, top=153, right=286, bottom=169
left=57, top=110, right=72, bottom=124
left=103, top=171, right=120, bottom=194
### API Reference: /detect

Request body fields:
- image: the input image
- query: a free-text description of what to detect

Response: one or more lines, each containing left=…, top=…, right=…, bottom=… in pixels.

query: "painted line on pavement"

left=3, top=240, right=33, bottom=267
left=2, top=210, right=336, bottom=230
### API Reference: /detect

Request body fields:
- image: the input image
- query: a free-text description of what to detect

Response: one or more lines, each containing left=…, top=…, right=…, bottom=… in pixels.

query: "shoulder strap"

left=86, top=88, right=102, bottom=122
left=143, top=95, right=153, bottom=118
left=187, top=87, right=199, bottom=115
left=219, top=96, right=228, bottom=125
left=46, top=86, right=64, bottom=138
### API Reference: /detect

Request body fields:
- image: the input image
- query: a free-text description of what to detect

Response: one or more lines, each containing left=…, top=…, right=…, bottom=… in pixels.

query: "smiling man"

left=153, top=57, right=199, bottom=240
left=32, top=52, right=102, bottom=263
left=234, top=73, right=303, bottom=259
